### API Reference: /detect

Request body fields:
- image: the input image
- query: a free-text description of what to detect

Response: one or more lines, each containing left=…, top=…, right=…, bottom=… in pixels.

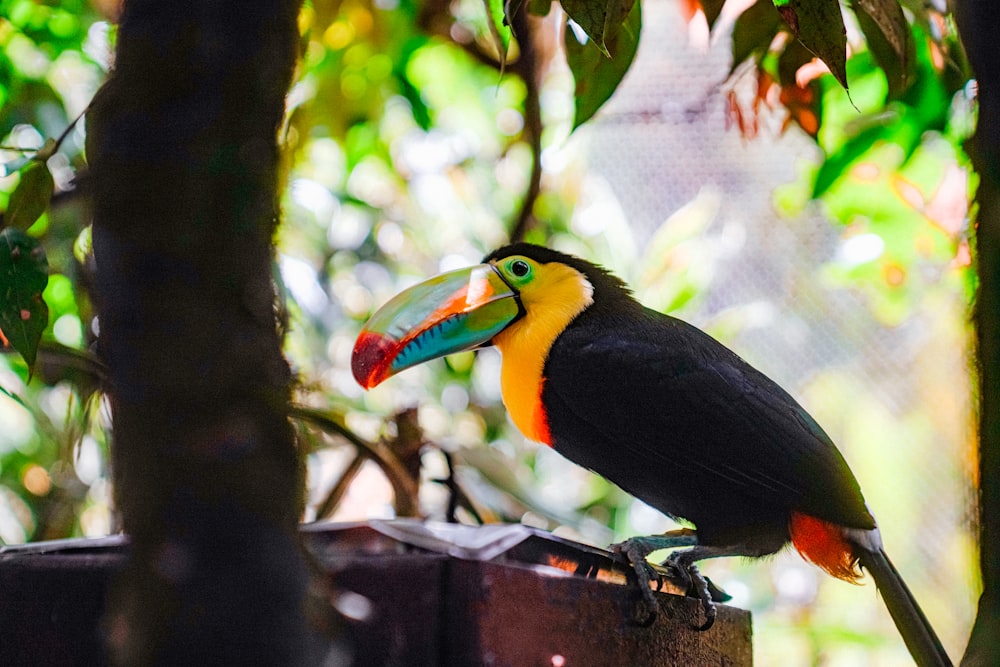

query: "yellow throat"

left=490, top=262, right=594, bottom=444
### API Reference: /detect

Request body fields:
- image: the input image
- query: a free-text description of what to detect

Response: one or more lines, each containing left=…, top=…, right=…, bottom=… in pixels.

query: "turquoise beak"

left=352, top=264, right=522, bottom=389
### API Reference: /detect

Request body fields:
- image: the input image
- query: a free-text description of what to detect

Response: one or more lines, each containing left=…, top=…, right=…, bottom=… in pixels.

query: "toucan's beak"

left=352, top=264, right=522, bottom=389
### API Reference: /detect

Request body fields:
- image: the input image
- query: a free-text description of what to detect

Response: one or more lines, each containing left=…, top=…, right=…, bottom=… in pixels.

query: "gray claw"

left=665, top=555, right=717, bottom=631
left=686, top=563, right=717, bottom=631
left=613, top=539, right=662, bottom=626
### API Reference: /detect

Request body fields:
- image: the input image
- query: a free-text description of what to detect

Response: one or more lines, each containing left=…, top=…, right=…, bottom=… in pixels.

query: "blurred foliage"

left=0, top=0, right=107, bottom=542
left=0, top=0, right=979, bottom=664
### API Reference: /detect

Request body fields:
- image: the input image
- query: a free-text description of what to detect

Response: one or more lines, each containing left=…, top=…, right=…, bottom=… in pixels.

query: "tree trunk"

left=86, top=0, right=310, bottom=663
left=955, top=1, right=1000, bottom=664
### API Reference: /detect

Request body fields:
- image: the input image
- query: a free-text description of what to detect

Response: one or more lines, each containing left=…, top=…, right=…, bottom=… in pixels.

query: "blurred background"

left=0, top=0, right=978, bottom=663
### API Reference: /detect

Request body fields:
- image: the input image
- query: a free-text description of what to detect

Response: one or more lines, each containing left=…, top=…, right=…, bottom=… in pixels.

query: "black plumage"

left=489, top=244, right=874, bottom=548
left=359, top=242, right=951, bottom=665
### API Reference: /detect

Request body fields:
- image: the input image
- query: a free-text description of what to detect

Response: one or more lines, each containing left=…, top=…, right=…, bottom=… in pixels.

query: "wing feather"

left=542, top=310, right=875, bottom=530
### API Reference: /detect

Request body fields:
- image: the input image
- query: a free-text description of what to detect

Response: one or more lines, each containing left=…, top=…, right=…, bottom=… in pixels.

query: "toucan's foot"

left=666, top=553, right=717, bottom=631
left=612, top=537, right=665, bottom=626
left=610, top=532, right=731, bottom=630
left=611, top=531, right=699, bottom=626
left=687, top=563, right=717, bottom=631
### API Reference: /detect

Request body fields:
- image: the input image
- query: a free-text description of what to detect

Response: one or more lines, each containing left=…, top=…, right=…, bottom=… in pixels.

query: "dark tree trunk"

left=86, top=0, right=310, bottom=663
left=956, top=1, right=1000, bottom=664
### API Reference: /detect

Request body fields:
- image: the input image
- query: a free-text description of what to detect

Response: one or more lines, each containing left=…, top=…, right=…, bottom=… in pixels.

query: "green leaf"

left=73, top=225, right=93, bottom=265
left=731, top=1, right=783, bottom=73
left=700, top=0, right=727, bottom=29
left=896, top=0, right=928, bottom=24
left=565, top=0, right=640, bottom=129
left=483, top=0, right=511, bottom=68
left=396, top=38, right=433, bottom=131
left=0, top=228, right=49, bottom=369
left=774, top=0, right=848, bottom=89
left=505, top=0, right=526, bottom=24
left=777, top=35, right=815, bottom=85
left=852, top=0, right=912, bottom=96
left=601, top=0, right=635, bottom=46
left=561, top=0, right=635, bottom=57
left=0, top=383, right=28, bottom=410
left=527, top=0, right=552, bottom=15
left=4, top=161, right=54, bottom=231
left=813, top=122, right=887, bottom=197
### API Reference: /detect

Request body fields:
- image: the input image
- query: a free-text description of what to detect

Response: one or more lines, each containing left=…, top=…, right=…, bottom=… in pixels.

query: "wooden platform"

left=0, top=521, right=752, bottom=665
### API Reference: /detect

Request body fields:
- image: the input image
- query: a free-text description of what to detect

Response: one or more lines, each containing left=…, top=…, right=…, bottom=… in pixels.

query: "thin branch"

left=0, top=104, right=90, bottom=157
left=436, top=448, right=485, bottom=524
left=315, top=451, right=366, bottom=520
left=289, top=404, right=421, bottom=516
left=413, top=0, right=543, bottom=242
left=508, top=7, right=542, bottom=243
left=51, top=104, right=90, bottom=155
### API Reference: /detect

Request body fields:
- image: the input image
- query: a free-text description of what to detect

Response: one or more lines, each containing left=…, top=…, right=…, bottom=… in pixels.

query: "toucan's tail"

left=858, top=546, right=952, bottom=667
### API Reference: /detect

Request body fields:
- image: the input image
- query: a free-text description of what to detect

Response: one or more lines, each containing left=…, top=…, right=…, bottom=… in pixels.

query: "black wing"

left=541, top=308, right=875, bottom=532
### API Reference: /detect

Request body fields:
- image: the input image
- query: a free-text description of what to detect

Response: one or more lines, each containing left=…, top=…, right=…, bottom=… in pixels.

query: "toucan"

left=351, top=243, right=951, bottom=666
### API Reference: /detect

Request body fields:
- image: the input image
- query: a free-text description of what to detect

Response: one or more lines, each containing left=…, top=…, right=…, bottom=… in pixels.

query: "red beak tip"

left=351, top=331, right=395, bottom=389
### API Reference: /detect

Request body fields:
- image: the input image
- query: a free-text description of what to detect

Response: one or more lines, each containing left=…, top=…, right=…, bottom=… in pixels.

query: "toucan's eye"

left=499, top=256, right=535, bottom=284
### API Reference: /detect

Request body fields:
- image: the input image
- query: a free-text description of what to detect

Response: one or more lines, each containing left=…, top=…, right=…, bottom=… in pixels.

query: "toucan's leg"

left=666, top=544, right=749, bottom=631
left=610, top=529, right=699, bottom=625
left=665, top=556, right=717, bottom=630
